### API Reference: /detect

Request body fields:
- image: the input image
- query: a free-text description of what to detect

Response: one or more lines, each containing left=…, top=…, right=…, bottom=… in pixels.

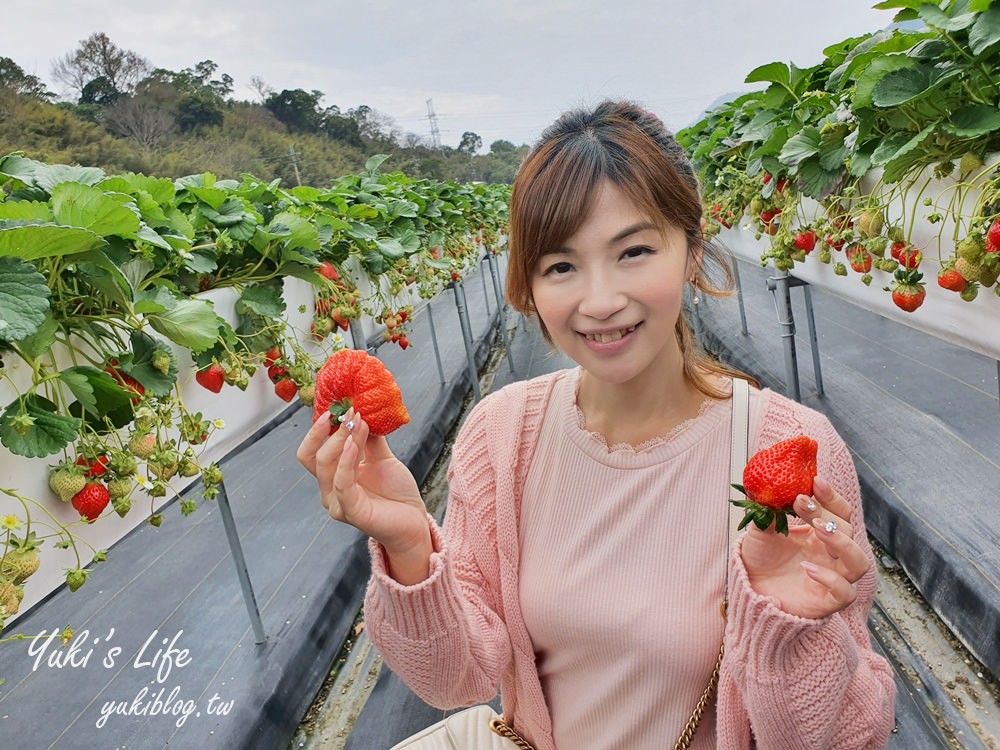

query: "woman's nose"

left=577, top=273, right=627, bottom=320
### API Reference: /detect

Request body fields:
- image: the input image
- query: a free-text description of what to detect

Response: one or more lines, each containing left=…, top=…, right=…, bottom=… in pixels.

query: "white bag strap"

left=729, top=377, right=750, bottom=543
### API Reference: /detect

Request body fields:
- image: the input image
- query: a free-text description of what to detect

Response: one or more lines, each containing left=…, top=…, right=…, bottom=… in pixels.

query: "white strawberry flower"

left=213, top=419, right=226, bottom=429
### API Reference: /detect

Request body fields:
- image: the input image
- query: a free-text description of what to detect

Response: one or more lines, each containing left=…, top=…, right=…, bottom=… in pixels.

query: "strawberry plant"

left=679, top=1, right=1000, bottom=313
left=0, top=149, right=510, bottom=637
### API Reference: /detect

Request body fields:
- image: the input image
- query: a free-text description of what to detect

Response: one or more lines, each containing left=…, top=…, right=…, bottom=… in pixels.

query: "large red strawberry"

left=890, top=269, right=926, bottom=312
left=71, top=483, right=111, bottom=524
left=195, top=363, right=225, bottom=393
left=794, top=230, right=817, bottom=253
left=313, top=349, right=410, bottom=436
left=937, top=267, right=967, bottom=292
left=731, top=435, right=818, bottom=535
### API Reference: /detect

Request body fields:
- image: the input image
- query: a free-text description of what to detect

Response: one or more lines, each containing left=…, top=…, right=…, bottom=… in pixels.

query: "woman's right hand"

left=297, top=408, right=433, bottom=583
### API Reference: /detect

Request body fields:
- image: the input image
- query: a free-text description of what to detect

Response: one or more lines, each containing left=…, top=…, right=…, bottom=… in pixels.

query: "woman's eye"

left=542, top=261, right=573, bottom=276
left=622, top=246, right=653, bottom=260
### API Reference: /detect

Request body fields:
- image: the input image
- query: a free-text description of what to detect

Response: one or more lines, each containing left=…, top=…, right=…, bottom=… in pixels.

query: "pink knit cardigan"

left=364, top=371, right=896, bottom=749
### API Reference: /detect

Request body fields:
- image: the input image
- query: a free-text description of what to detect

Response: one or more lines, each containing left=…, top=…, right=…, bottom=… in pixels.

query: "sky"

left=7, top=1, right=895, bottom=150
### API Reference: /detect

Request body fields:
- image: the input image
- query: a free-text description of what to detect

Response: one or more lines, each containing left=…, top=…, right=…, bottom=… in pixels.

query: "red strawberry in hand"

left=195, top=363, right=225, bottom=393
left=731, top=435, right=818, bottom=535
left=72, top=482, right=111, bottom=523
left=312, top=349, right=410, bottom=436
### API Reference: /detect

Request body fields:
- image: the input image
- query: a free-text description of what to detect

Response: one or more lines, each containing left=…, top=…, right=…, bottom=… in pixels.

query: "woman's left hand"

left=740, top=475, right=871, bottom=619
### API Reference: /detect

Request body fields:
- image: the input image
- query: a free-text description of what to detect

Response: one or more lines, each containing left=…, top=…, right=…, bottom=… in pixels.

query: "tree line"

left=0, top=33, right=528, bottom=185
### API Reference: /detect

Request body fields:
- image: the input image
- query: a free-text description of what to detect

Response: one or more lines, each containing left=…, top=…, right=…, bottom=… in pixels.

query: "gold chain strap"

left=490, top=717, right=536, bottom=749
left=673, top=639, right=725, bottom=750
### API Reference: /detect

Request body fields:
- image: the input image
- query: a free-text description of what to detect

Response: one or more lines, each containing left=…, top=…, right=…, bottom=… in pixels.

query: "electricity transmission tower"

left=426, top=99, right=441, bottom=148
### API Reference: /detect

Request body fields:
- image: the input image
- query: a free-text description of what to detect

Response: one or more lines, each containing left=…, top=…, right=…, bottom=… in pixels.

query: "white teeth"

left=585, top=325, right=636, bottom=343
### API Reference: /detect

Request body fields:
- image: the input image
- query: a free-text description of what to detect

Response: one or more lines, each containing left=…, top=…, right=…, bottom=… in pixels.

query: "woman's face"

left=529, top=181, right=693, bottom=387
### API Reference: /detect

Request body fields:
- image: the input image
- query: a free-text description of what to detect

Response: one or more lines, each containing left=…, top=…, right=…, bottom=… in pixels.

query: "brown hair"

left=505, top=99, right=754, bottom=399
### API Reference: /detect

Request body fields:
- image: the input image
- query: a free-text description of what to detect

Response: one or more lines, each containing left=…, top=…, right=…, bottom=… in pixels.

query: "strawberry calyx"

left=327, top=398, right=354, bottom=423
left=730, top=484, right=798, bottom=536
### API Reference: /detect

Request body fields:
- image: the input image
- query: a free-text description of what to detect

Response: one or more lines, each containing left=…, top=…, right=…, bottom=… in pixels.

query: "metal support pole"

left=215, top=482, right=267, bottom=644
left=424, top=303, right=447, bottom=385
left=732, top=259, right=749, bottom=336
left=766, top=272, right=801, bottom=402
left=486, top=252, right=517, bottom=375
left=801, top=285, right=825, bottom=398
left=451, top=281, right=482, bottom=401
left=479, top=259, right=491, bottom=317
left=348, top=319, right=368, bottom=352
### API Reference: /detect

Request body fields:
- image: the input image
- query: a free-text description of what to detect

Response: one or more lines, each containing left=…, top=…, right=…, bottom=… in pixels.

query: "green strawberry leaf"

left=0, top=256, right=50, bottom=342
left=61, top=366, right=133, bottom=414
left=0, top=223, right=104, bottom=261
left=121, top=330, right=178, bottom=397
left=0, top=394, right=81, bottom=458
left=50, top=182, right=142, bottom=237
left=137, top=288, right=224, bottom=354
left=969, top=7, right=1000, bottom=55
left=17, top=314, right=58, bottom=359
left=0, top=200, right=53, bottom=222
left=944, top=104, right=1000, bottom=137
left=269, top=212, right=319, bottom=251
left=237, top=282, right=285, bottom=318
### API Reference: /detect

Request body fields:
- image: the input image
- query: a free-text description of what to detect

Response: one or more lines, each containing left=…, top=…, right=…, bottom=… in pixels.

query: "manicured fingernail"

left=317, top=411, right=332, bottom=424
left=800, top=560, right=821, bottom=575
left=815, top=518, right=837, bottom=534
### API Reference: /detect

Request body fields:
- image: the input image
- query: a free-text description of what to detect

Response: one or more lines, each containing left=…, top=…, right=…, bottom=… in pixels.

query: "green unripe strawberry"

left=957, top=235, right=985, bottom=262
left=1, top=533, right=41, bottom=583
left=49, top=467, right=86, bottom=503
left=955, top=257, right=983, bottom=282
left=834, top=262, right=848, bottom=276
left=129, top=433, right=157, bottom=460
left=112, top=497, right=132, bottom=518
left=298, top=384, right=315, bottom=407
left=861, top=274, right=873, bottom=286
left=202, top=463, right=224, bottom=486
left=179, top=458, right=200, bottom=478
left=817, top=250, right=832, bottom=264
left=149, top=514, right=164, bottom=528
left=959, top=152, right=983, bottom=180
left=857, top=210, right=884, bottom=239
left=107, top=477, right=133, bottom=500
left=887, top=225, right=905, bottom=243
left=749, top=197, right=764, bottom=216
left=960, top=283, right=979, bottom=301
left=979, top=261, right=998, bottom=287
left=65, top=568, right=89, bottom=592
left=108, top=451, right=137, bottom=477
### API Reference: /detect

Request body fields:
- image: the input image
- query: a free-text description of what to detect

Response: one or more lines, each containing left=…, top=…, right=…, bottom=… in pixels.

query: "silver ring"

left=824, top=520, right=837, bottom=534
left=345, top=420, right=355, bottom=431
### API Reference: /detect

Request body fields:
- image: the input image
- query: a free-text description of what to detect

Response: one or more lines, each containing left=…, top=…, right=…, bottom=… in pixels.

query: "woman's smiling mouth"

left=582, top=324, right=639, bottom=343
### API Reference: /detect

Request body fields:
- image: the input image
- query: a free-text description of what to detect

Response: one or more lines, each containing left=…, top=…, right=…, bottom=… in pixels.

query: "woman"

left=298, top=100, right=896, bottom=749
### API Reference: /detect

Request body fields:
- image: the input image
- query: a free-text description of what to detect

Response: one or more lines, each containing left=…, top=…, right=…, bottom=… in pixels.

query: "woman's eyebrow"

left=540, top=222, right=659, bottom=257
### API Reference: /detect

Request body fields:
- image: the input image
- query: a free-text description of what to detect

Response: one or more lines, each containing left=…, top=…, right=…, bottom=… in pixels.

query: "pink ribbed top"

left=519, top=371, right=729, bottom=748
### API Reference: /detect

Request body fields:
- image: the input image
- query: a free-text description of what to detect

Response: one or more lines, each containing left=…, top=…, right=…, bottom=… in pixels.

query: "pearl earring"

left=690, top=279, right=700, bottom=305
